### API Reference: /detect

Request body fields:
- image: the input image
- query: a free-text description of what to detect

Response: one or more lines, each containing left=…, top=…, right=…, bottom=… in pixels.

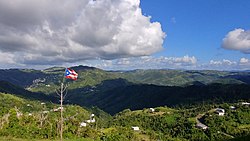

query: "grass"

left=187, top=117, right=196, bottom=123
left=0, top=137, right=94, bottom=141
left=238, top=124, right=250, bottom=129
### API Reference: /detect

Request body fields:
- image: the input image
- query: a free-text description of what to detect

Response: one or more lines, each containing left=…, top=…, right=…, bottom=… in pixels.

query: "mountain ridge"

left=1, top=65, right=250, bottom=89
left=1, top=65, right=250, bottom=114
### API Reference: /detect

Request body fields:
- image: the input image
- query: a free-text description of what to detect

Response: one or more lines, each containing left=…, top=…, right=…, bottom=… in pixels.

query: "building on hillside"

left=17, top=112, right=23, bottom=117
left=52, top=107, right=63, bottom=112
left=215, top=108, right=225, bottom=116
left=86, top=114, right=95, bottom=123
left=52, top=108, right=59, bottom=112
left=241, top=102, right=250, bottom=106
left=230, top=106, right=236, bottom=110
left=86, top=118, right=95, bottom=123
left=131, top=126, right=140, bottom=131
left=43, top=111, right=49, bottom=114
left=27, top=104, right=32, bottom=107
left=196, top=123, right=208, bottom=130
left=80, top=122, right=87, bottom=127
left=149, top=108, right=155, bottom=113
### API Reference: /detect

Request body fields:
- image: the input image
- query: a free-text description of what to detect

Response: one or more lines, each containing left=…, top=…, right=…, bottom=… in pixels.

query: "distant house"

left=241, top=102, right=250, bottom=106
left=86, top=114, right=95, bottom=123
left=230, top=106, right=236, bottom=110
left=215, top=108, right=225, bottom=116
left=53, top=108, right=59, bottom=112
left=80, top=122, right=87, bottom=127
left=149, top=108, right=155, bottom=113
left=27, top=104, right=32, bottom=107
left=131, top=126, right=140, bottom=131
left=17, top=112, right=23, bottom=117
left=43, top=111, right=49, bottom=114
left=86, top=118, right=95, bottom=123
left=196, top=123, right=208, bottom=130
left=53, top=107, right=63, bottom=112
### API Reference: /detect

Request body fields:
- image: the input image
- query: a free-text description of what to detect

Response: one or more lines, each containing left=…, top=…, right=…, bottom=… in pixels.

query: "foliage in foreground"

left=0, top=92, right=250, bottom=141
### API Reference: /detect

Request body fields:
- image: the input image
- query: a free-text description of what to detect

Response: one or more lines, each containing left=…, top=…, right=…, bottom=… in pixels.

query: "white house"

left=241, top=102, right=250, bottom=105
left=230, top=106, right=236, bottom=110
left=149, top=108, right=155, bottom=113
left=86, top=118, right=95, bottom=123
left=215, top=108, right=225, bottom=116
left=80, top=122, right=87, bottom=127
left=196, top=123, right=208, bottom=130
left=43, top=111, right=49, bottom=114
left=53, top=108, right=59, bottom=112
left=131, top=126, right=140, bottom=131
left=86, top=114, right=95, bottom=123
left=27, top=104, right=32, bottom=107
left=16, top=112, right=23, bottom=117
left=53, top=107, right=63, bottom=112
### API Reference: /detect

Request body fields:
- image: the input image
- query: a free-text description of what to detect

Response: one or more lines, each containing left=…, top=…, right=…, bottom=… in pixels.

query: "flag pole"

left=60, top=82, right=64, bottom=141
left=57, top=67, right=77, bottom=141
left=56, top=68, right=67, bottom=141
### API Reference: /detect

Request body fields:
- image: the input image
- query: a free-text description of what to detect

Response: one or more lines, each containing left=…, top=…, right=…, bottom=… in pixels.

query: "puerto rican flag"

left=65, top=68, right=78, bottom=80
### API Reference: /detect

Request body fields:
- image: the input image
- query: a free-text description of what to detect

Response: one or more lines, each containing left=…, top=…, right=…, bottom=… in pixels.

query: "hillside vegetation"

left=1, top=66, right=250, bottom=114
left=0, top=92, right=249, bottom=141
left=1, top=66, right=250, bottom=92
left=0, top=66, right=250, bottom=140
left=0, top=92, right=111, bottom=140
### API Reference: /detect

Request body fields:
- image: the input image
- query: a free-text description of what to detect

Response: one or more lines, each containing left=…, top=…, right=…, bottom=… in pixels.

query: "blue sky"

left=0, top=0, right=249, bottom=70
left=140, top=0, right=250, bottom=63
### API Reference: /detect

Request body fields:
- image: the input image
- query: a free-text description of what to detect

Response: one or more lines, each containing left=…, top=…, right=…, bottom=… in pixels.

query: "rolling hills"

left=1, top=66, right=250, bottom=115
left=0, top=66, right=250, bottom=140
left=2, top=66, right=250, bottom=90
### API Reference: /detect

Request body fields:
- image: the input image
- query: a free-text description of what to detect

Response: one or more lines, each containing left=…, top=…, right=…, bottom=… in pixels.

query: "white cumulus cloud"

left=68, top=56, right=250, bottom=71
left=239, top=57, right=250, bottom=66
left=205, top=59, right=238, bottom=70
left=171, top=55, right=197, bottom=65
left=222, top=28, right=250, bottom=53
left=0, top=0, right=165, bottom=67
left=209, top=59, right=237, bottom=66
left=90, top=55, right=197, bottom=70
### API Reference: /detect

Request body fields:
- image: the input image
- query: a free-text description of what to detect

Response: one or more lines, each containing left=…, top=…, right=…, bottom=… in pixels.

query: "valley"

left=0, top=66, right=250, bottom=140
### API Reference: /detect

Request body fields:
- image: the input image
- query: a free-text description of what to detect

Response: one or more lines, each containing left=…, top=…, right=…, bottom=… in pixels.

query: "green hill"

left=0, top=93, right=249, bottom=140
left=0, top=81, right=54, bottom=102
left=0, top=66, right=250, bottom=140
left=111, top=103, right=250, bottom=141
left=0, top=69, right=48, bottom=87
left=1, top=66, right=250, bottom=115
left=0, top=92, right=111, bottom=140
left=2, top=66, right=250, bottom=92
left=65, top=81, right=250, bottom=114
left=116, top=69, right=248, bottom=86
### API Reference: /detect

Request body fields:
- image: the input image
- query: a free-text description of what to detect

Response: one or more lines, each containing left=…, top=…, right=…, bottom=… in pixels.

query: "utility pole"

left=56, top=82, right=67, bottom=141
